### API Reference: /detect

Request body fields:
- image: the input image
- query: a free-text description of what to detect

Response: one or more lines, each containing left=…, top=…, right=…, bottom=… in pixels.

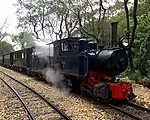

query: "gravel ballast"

left=0, top=80, right=28, bottom=120
left=0, top=66, right=149, bottom=120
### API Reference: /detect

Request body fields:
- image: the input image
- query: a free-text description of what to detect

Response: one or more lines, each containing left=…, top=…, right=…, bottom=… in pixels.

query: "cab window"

left=61, top=42, right=78, bottom=52
left=61, top=42, right=72, bottom=52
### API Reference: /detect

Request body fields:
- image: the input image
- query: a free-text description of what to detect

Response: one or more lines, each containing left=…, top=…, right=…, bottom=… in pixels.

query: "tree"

left=136, top=2, right=150, bottom=76
left=0, top=41, right=14, bottom=55
left=0, top=19, right=8, bottom=41
left=139, top=34, right=150, bottom=76
left=123, top=0, right=138, bottom=70
left=116, top=0, right=150, bottom=78
left=15, top=0, right=123, bottom=43
left=15, top=0, right=78, bottom=40
left=11, top=32, right=35, bottom=49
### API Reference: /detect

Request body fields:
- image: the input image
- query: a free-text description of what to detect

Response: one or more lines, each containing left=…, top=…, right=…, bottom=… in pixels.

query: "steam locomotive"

left=0, top=22, right=136, bottom=102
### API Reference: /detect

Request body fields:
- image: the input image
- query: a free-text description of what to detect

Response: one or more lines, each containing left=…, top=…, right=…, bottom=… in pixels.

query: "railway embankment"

left=0, top=66, right=150, bottom=120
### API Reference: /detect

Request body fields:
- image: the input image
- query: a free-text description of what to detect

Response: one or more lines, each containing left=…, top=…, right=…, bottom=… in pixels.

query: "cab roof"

left=46, top=37, right=85, bottom=45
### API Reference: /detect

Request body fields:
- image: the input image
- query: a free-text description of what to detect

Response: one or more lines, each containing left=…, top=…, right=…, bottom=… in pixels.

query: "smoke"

left=42, top=67, right=69, bottom=92
left=33, top=45, right=69, bottom=92
left=33, top=44, right=54, bottom=62
left=33, top=45, right=53, bottom=57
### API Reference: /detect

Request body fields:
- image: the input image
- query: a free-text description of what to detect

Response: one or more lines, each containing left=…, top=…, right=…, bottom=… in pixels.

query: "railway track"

left=1, top=69, right=150, bottom=120
left=82, top=87, right=150, bottom=120
left=108, top=102, right=150, bottom=120
left=0, top=71, right=71, bottom=120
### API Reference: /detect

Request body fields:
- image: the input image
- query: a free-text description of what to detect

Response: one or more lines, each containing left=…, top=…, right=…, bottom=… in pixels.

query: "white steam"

left=41, top=67, right=69, bottom=92
left=33, top=45, right=68, bottom=92
left=33, top=45, right=53, bottom=58
left=45, top=68, right=64, bottom=87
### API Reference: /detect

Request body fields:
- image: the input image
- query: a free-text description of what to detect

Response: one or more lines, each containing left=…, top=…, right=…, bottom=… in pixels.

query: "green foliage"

left=121, top=68, right=142, bottom=82
left=0, top=41, right=14, bottom=55
left=80, top=19, right=111, bottom=43
left=14, top=0, right=150, bottom=81
left=116, top=0, right=150, bottom=81
left=11, top=32, right=35, bottom=49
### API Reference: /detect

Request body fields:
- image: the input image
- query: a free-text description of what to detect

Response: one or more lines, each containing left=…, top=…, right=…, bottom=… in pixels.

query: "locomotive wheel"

left=63, top=77, right=72, bottom=92
left=63, top=76, right=81, bottom=93
left=92, top=83, right=112, bottom=104
left=70, top=77, right=81, bottom=94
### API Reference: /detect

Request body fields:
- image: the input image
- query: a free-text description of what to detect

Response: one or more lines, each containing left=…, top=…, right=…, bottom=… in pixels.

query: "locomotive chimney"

left=111, top=22, right=118, bottom=47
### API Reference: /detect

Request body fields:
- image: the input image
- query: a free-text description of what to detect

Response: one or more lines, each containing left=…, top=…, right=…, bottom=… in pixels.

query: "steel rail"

left=128, top=101, right=150, bottom=112
left=0, top=71, right=71, bottom=120
left=108, top=104, right=142, bottom=120
left=0, top=78, right=35, bottom=120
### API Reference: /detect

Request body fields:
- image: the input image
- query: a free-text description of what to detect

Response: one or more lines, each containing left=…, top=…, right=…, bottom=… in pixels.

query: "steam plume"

left=34, top=45, right=68, bottom=92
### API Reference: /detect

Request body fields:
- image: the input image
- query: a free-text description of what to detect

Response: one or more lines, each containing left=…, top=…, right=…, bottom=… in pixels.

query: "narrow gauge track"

left=0, top=71, right=71, bottom=120
left=81, top=88, right=150, bottom=120
left=108, top=101, right=150, bottom=120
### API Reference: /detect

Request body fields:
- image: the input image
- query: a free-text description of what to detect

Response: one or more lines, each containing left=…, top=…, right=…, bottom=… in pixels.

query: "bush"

left=120, top=68, right=143, bottom=82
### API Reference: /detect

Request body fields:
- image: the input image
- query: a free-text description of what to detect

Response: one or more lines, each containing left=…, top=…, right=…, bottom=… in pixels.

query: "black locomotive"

left=0, top=22, right=136, bottom=102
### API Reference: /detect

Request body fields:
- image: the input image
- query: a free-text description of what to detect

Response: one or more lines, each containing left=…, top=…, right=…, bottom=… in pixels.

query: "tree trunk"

left=128, top=0, right=138, bottom=71
left=128, top=48, right=134, bottom=70
left=124, top=0, right=138, bottom=71
left=124, top=0, right=130, bottom=42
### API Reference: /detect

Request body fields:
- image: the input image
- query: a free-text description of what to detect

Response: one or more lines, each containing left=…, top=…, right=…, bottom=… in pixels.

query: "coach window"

left=49, top=44, right=54, bottom=56
left=22, top=53, right=24, bottom=58
left=13, top=54, right=15, bottom=59
left=61, top=42, right=74, bottom=52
